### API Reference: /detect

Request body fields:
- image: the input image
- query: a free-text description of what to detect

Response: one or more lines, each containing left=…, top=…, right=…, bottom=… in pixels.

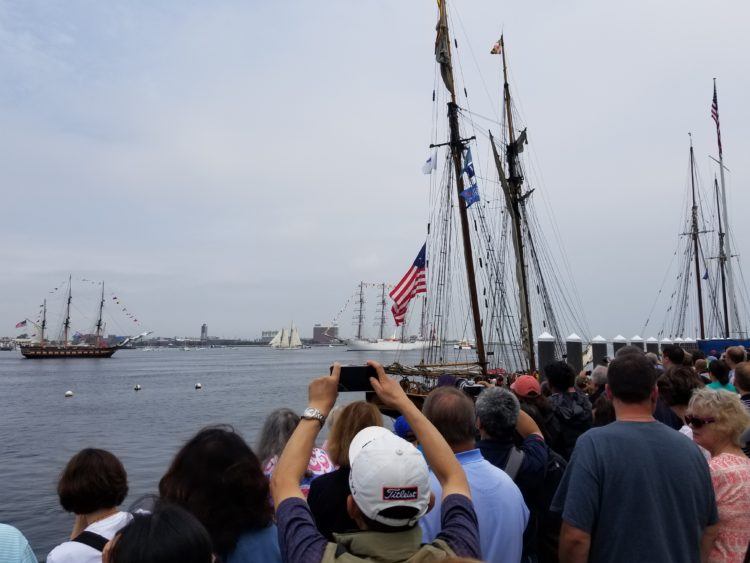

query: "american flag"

left=712, top=81, right=722, bottom=157
left=390, top=244, right=427, bottom=326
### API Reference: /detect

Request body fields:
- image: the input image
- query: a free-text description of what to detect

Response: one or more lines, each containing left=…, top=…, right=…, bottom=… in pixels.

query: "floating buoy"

left=134, top=384, right=142, bottom=391
left=65, top=390, right=74, bottom=398
left=195, top=383, right=203, bottom=390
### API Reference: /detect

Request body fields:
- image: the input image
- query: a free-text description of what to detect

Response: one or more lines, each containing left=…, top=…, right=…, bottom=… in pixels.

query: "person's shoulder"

left=47, top=540, right=95, bottom=563
left=710, top=453, right=750, bottom=472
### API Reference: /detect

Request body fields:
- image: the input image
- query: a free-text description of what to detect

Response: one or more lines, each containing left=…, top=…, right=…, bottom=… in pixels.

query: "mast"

left=95, top=282, right=105, bottom=346
left=489, top=36, right=536, bottom=373
left=63, top=275, right=72, bottom=345
left=712, top=79, right=736, bottom=335
left=714, top=176, right=730, bottom=338
left=436, top=0, right=487, bottom=372
left=40, top=299, right=47, bottom=347
left=689, top=138, right=706, bottom=339
left=378, top=283, right=387, bottom=340
left=356, top=282, right=365, bottom=340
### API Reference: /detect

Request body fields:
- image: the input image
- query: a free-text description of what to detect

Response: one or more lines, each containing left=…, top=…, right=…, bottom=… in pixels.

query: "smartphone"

left=332, top=365, right=377, bottom=392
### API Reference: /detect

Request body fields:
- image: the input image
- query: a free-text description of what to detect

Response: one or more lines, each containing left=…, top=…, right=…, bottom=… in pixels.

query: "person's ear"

left=347, top=495, right=367, bottom=530
left=475, top=417, right=482, bottom=431
left=605, top=384, right=612, bottom=400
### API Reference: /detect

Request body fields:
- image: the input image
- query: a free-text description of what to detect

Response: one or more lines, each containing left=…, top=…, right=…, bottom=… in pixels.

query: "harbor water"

left=0, top=346, right=456, bottom=559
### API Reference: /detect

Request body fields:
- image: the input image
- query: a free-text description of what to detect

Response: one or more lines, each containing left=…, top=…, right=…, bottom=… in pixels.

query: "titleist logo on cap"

left=382, top=487, right=418, bottom=501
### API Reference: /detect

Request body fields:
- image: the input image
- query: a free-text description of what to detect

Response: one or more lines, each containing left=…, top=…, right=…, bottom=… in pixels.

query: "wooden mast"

left=63, top=275, right=72, bottom=345
left=40, top=299, right=47, bottom=347
left=489, top=36, right=536, bottom=373
left=714, top=176, right=730, bottom=338
left=437, top=0, right=487, bottom=372
left=689, top=138, right=706, bottom=339
left=95, top=282, right=105, bottom=346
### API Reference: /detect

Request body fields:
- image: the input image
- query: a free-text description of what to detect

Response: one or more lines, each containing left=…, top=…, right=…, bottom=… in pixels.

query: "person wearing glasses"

left=687, top=389, right=750, bottom=563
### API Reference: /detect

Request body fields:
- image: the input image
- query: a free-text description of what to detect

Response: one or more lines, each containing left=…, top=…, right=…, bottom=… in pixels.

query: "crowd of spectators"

left=2, top=346, right=750, bottom=563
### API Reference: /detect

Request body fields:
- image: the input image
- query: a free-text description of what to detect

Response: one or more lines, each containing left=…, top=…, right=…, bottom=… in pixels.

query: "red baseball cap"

left=511, top=375, right=541, bottom=398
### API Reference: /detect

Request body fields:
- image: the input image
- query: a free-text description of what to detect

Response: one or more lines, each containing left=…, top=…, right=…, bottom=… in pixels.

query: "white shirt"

left=679, top=424, right=711, bottom=461
left=47, top=511, right=132, bottom=563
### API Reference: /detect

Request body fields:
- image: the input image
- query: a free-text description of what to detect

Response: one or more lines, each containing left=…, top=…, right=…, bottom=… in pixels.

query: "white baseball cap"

left=348, top=426, right=431, bottom=527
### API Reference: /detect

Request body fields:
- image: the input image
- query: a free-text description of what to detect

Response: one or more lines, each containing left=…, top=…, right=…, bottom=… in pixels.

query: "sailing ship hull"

left=346, top=339, right=431, bottom=352
left=20, top=345, right=117, bottom=359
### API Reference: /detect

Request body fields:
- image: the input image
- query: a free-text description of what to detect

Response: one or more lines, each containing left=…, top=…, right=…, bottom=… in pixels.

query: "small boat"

left=453, top=339, right=474, bottom=350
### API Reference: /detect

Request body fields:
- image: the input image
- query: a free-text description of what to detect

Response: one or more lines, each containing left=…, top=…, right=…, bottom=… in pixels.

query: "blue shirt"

left=226, top=524, right=281, bottom=563
left=552, top=421, right=717, bottom=563
left=708, top=381, right=738, bottom=393
left=0, top=524, right=37, bottom=563
left=420, top=449, right=528, bottom=563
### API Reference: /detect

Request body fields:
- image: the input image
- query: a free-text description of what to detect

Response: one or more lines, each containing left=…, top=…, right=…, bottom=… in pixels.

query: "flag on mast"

left=711, top=81, right=722, bottom=157
left=390, top=244, right=427, bottom=326
left=15, top=320, right=27, bottom=328
left=490, top=37, right=502, bottom=55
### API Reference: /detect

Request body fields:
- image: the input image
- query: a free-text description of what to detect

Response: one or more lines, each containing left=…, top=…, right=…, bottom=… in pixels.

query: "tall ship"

left=367, top=1, right=588, bottom=407
left=646, top=82, right=749, bottom=347
left=346, top=282, right=431, bottom=351
left=19, top=277, right=147, bottom=359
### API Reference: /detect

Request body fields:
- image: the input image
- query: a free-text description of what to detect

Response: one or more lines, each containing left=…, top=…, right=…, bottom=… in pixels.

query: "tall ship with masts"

left=647, top=82, right=749, bottom=344
left=371, top=1, right=589, bottom=400
left=19, top=277, right=146, bottom=359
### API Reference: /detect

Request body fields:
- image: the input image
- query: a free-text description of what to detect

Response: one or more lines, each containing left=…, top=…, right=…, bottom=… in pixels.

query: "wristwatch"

left=301, top=407, right=326, bottom=426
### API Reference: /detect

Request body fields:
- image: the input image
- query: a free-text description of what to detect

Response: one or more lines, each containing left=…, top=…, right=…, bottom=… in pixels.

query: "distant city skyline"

left=1, top=1, right=749, bottom=341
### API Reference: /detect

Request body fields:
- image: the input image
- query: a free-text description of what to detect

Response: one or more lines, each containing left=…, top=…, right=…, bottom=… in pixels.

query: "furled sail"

left=434, top=0, right=455, bottom=98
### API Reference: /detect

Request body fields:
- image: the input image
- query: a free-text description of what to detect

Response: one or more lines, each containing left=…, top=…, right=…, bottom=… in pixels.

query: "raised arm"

left=271, top=364, right=340, bottom=508
left=368, top=361, right=470, bottom=499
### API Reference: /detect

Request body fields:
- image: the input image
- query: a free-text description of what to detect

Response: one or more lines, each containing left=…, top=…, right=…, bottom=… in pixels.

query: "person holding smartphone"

left=270, top=361, right=480, bottom=563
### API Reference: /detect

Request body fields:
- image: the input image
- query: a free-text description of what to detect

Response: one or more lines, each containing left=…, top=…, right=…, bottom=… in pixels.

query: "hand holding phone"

left=332, top=364, right=377, bottom=392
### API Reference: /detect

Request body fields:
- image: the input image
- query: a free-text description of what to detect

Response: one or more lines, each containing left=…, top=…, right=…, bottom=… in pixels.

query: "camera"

left=455, top=377, right=484, bottom=397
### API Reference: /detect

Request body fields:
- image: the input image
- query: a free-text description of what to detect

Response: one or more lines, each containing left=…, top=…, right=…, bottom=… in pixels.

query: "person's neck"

left=709, top=439, right=744, bottom=459
left=452, top=440, right=476, bottom=454
left=84, top=507, right=118, bottom=526
left=613, top=399, right=655, bottom=422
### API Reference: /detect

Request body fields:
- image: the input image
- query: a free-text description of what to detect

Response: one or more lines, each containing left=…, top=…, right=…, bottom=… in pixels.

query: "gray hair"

left=592, top=365, right=608, bottom=386
left=257, top=407, right=299, bottom=464
left=475, top=387, right=520, bottom=438
left=645, top=352, right=660, bottom=366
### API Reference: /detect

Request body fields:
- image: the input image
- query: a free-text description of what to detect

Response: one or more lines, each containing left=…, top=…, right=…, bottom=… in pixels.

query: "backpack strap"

left=72, top=531, right=109, bottom=552
left=504, top=447, right=525, bottom=481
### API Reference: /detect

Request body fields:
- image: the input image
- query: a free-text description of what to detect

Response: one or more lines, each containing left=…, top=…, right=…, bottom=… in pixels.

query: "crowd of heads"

left=6, top=346, right=750, bottom=563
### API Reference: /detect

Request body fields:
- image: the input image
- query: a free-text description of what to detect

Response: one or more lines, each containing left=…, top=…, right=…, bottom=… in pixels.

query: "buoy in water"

left=195, top=383, right=203, bottom=390
left=65, top=390, right=74, bottom=398
left=134, top=384, right=142, bottom=391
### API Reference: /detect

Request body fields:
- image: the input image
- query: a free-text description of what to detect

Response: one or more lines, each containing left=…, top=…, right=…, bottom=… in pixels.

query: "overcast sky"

left=1, top=0, right=748, bottom=340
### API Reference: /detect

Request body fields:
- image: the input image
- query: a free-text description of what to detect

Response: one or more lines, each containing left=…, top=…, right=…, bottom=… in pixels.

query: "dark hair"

left=607, top=354, right=657, bottom=403
left=422, top=387, right=476, bottom=447
left=519, top=402, right=552, bottom=442
left=57, top=449, right=128, bottom=514
left=691, top=350, right=706, bottom=363
left=614, top=345, right=645, bottom=358
left=544, top=361, right=576, bottom=392
left=657, top=366, right=703, bottom=407
left=725, top=346, right=746, bottom=365
left=592, top=394, right=616, bottom=427
left=159, top=426, right=272, bottom=556
left=360, top=506, right=420, bottom=533
left=709, top=359, right=731, bottom=386
left=734, top=362, right=750, bottom=393
left=108, top=503, right=212, bottom=563
left=661, top=345, right=685, bottom=366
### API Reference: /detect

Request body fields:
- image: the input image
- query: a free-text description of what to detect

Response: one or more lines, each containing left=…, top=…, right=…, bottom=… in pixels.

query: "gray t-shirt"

left=551, top=421, right=718, bottom=563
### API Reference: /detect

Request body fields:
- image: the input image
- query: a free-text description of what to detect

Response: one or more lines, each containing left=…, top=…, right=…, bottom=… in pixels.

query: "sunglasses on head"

left=685, top=415, right=716, bottom=428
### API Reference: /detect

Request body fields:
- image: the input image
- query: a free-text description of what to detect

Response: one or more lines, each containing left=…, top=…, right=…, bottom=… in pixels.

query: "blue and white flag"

left=422, top=148, right=438, bottom=174
left=463, top=148, right=476, bottom=179
left=460, top=184, right=480, bottom=207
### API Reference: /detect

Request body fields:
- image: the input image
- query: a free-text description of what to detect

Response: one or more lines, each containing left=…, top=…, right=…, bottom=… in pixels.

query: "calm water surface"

left=0, top=346, right=434, bottom=559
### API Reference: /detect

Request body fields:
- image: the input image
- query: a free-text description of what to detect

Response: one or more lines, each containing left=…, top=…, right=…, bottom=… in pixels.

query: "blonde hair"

left=327, top=401, right=382, bottom=467
left=688, top=388, right=750, bottom=447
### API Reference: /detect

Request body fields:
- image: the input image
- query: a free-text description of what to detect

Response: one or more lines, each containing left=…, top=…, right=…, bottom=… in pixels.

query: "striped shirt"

left=0, top=524, right=37, bottom=563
